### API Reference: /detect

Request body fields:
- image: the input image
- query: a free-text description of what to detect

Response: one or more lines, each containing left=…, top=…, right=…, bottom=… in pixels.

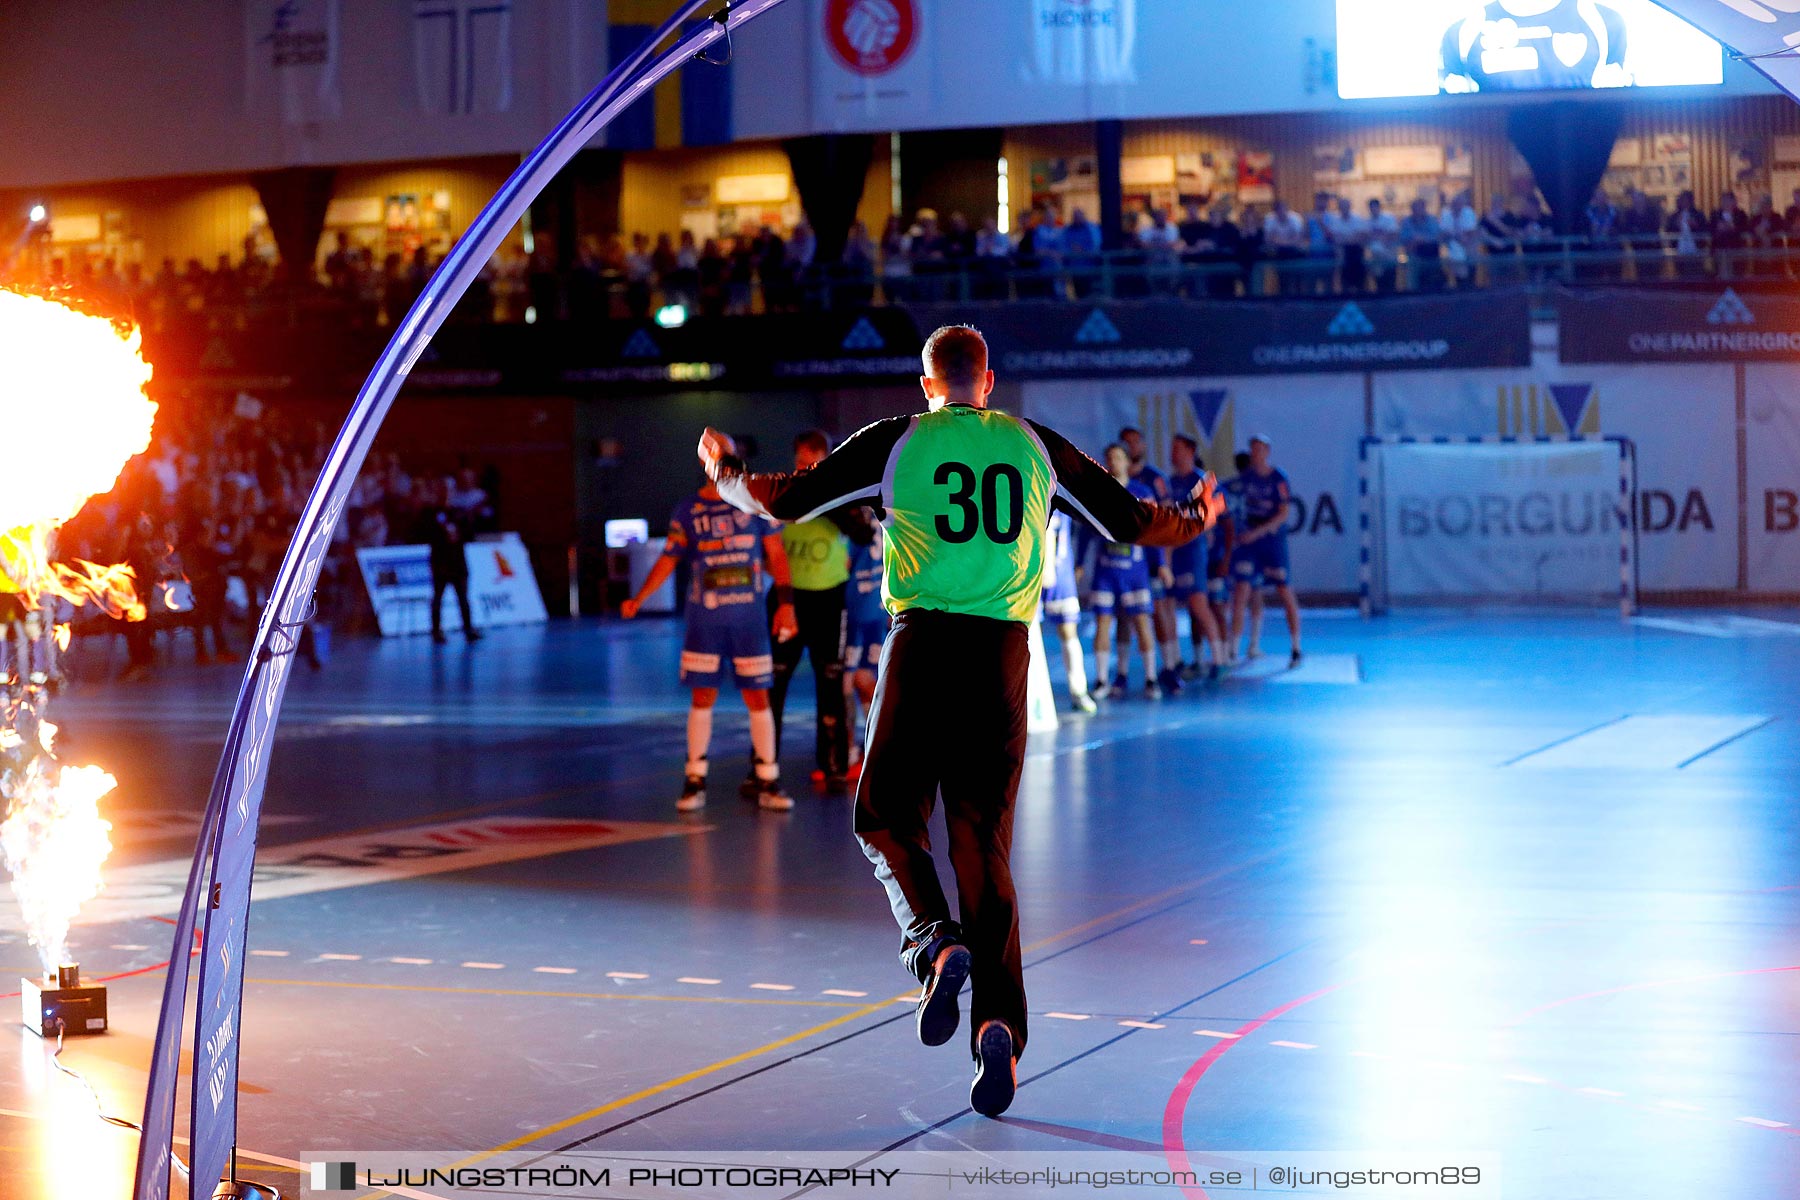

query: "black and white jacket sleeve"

left=1025, top=419, right=1212, bottom=548
left=711, top=416, right=909, bottom=523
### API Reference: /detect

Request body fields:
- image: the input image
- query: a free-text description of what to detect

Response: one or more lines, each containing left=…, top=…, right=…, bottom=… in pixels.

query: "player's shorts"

left=843, top=616, right=890, bottom=670
left=1168, top=540, right=1206, bottom=602
left=681, top=612, right=774, bottom=690
left=1230, top=534, right=1290, bottom=586
left=1039, top=592, right=1080, bottom=623
left=1089, top=563, right=1152, bottom=616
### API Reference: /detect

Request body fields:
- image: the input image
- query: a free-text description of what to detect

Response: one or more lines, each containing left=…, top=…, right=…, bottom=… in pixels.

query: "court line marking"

left=821, top=988, right=865, bottom=997
left=533, top=967, right=577, bottom=975
left=245, top=978, right=865, bottom=1009
left=678, top=977, right=721, bottom=985
left=1500, top=714, right=1628, bottom=766
left=1269, top=1039, right=1316, bottom=1050
left=448, top=992, right=911, bottom=1163
left=1676, top=716, right=1778, bottom=768
left=489, top=849, right=1281, bottom=1165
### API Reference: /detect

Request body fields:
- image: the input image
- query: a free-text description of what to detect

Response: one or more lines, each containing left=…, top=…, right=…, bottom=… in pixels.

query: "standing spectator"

left=1139, top=207, right=1181, bottom=293
left=879, top=214, right=913, bottom=303
left=1711, top=190, right=1749, bottom=278
left=1749, top=193, right=1782, bottom=278
left=1324, top=196, right=1368, bottom=293
left=413, top=479, right=482, bottom=646
left=786, top=219, right=817, bottom=307
left=1480, top=195, right=1520, bottom=284
left=1261, top=200, right=1306, bottom=293
left=1619, top=188, right=1663, bottom=280
left=1302, top=193, right=1335, bottom=294
left=840, top=220, right=877, bottom=306
left=973, top=217, right=1011, bottom=299
left=698, top=237, right=729, bottom=317
left=1667, top=190, right=1706, bottom=279
left=944, top=212, right=978, bottom=260
left=183, top=512, right=238, bottom=665
left=754, top=225, right=789, bottom=310
left=1063, top=207, right=1102, bottom=297
left=1440, top=190, right=1480, bottom=288
left=451, top=466, right=496, bottom=534
left=1400, top=198, right=1444, bottom=291
left=1030, top=205, right=1066, bottom=297
left=1582, top=189, right=1621, bottom=282
left=1365, top=199, right=1401, bottom=293
left=623, top=233, right=654, bottom=318
left=727, top=236, right=756, bottom=314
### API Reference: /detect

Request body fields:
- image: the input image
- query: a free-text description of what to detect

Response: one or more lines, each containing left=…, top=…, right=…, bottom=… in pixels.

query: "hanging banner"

left=812, top=0, right=935, bottom=130
left=243, top=0, right=343, bottom=126
left=1744, top=363, right=1800, bottom=593
left=1020, top=374, right=1365, bottom=594
left=1559, top=286, right=1800, bottom=363
left=1372, top=363, right=1738, bottom=593
left=912, top=291, right=1532, bottom=379
left=414, top=0, right=515, bottom=114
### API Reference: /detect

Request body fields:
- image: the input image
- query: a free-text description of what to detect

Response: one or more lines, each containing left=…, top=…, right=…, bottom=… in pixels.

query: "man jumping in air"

left=698, top=325, right=1219, bottom=1117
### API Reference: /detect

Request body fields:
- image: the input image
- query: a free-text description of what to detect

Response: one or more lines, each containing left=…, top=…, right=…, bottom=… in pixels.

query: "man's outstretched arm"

left=701, top=418, right=911, bottom=523
left=1027, top=419, right=1220, bottom=547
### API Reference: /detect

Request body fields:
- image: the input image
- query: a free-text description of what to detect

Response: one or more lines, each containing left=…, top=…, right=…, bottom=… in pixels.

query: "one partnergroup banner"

left=913, top=290, right=1532, bottom=379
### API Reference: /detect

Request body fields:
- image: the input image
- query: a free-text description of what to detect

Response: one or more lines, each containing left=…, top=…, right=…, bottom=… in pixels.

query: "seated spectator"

left=698, top=237, right=729, bottom=317
left=623, top=232, right=654, bottom=318
left=879, top=214, right=912, bottom=302
left=1138, top=207, right=1181, bottom=292
left=1749, top=193, right=1781, bottom=277
left=1619, top=188, right=1663, bottom=276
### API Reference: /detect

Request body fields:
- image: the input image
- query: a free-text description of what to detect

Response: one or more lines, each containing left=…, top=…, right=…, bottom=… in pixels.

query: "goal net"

left=1359, top=436, right=1637, bottom=615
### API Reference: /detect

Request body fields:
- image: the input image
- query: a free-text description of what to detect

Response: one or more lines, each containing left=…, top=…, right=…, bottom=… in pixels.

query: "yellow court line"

left=246, top=978, right=863, bottom=1009
left=449, top=991, right=914, bottom=1166
left=456, top=851, right=1282, bottom=1164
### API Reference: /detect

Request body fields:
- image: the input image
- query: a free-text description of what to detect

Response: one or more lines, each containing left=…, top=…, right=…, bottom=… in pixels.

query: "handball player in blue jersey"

left=622, top=439, right=800, bottom=811
left=1089, top=443, right=1164, bottom=699
left=1166, top=434, right=1229, bottom=678
left=1038, top=508, right=1096, bottom=713
left=842, top=514, right=890, bottom=774
left=1122, top=426, right=1185, bottom=693
left=1228, top=434, right=1304, bottom=668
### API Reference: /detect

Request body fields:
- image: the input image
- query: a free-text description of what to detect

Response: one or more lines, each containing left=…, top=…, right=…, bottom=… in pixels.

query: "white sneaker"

left=676, top=775, right=706, bottom=812
left=756, top=779, right=794, bottom=811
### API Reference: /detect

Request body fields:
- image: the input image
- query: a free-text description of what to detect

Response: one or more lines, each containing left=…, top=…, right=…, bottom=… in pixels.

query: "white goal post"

left=1359, top=435, right=1638, bottom=617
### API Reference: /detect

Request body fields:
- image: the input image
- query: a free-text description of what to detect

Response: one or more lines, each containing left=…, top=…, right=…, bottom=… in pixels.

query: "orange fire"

left=0, top=288, right=153, bottom=978
left=0, top=288, right=156, bottom=620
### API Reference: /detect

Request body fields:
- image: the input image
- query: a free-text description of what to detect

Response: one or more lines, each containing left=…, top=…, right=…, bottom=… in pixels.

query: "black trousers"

left=431, top=572, right=474, bottom=636
left=854, top=608, right=1030, bottom=1058
left=770, top=583, right=849, bottom=775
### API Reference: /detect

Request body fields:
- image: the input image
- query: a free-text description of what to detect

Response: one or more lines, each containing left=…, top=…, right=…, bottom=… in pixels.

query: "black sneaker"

left=970, top=1020, right=1017, bottom=1117
left=676, top=775, right=706, bottom=813
left=738, top=772, right=761, bottom=799
left=915, top=942, right=971, bottom=1047
left=1289, top=648, right=1304, bottom=669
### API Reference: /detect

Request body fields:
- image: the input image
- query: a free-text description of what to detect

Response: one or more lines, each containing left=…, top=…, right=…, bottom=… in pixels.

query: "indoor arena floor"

left=4, top=608, right=1799, bottom=1199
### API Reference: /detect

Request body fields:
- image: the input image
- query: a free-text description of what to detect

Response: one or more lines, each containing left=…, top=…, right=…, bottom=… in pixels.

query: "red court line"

left=1162, top=983, right=1345, bottom=1200
left=1, top=915, right=200, bottom=999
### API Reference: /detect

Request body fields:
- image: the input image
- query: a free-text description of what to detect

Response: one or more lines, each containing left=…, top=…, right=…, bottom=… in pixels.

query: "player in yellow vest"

left=764, top=430, right=867, bottom=794
left=701, top=325, right=1220, bottom=1117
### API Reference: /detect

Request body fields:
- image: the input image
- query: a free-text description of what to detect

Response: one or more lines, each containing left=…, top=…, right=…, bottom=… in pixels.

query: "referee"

left=700, top=325, right=1218, bottom=1116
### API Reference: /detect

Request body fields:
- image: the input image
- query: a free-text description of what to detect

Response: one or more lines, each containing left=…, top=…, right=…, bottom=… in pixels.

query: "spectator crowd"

left=43, top=399, right=501, bottom=682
